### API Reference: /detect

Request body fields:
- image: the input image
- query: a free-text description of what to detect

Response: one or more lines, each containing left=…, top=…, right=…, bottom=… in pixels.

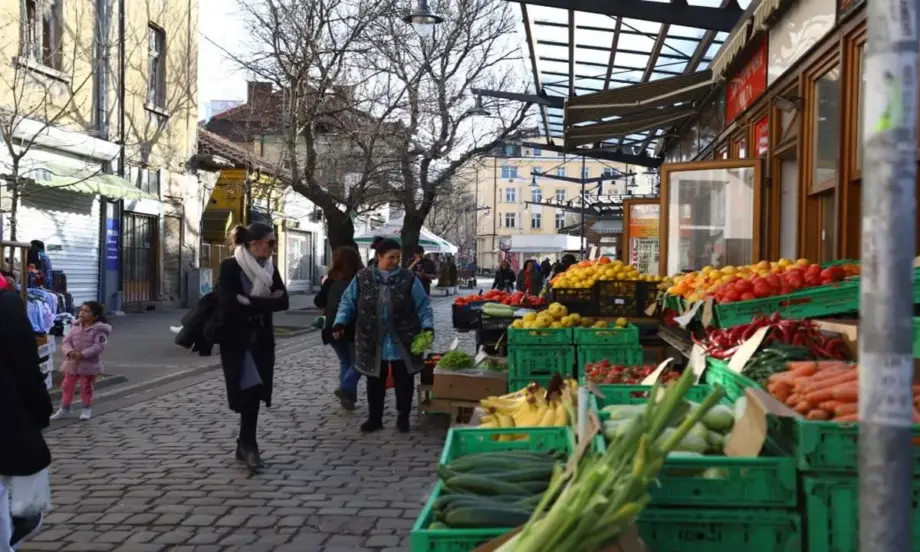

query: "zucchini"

left=441, top=496, right=534, bottom=513
left=444, top=506, right=532, bottom=528
left=517, top=480, right=550, bottom=494
left=428, top=522, right=448, bottom=530
left=434, top=494, right=525, bottom=512
left=446, top=474, right=533, bottom=496
left=447, top=457, right=554, bottom=473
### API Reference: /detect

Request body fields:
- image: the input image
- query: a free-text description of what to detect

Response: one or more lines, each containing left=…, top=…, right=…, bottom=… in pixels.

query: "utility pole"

left=579, top=156, right=586, bottom=259
left=493, top=155, right=498, bottom=268
left=859, top=0, right=917, bottom=548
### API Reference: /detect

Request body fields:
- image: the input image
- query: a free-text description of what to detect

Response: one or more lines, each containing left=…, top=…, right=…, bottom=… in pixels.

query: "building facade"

left=471, top=141, right=655, bottom=270
left=0, top=0, right=207, bottom=309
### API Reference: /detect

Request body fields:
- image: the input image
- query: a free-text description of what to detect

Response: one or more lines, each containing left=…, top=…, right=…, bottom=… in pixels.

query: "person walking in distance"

left=332, top=239, right=434, bottom=433
left=408, top=245, right=437, bottom=295
left=50, top=301, right=111, bottom=421
left=314, top=246, right=364, bottom=410
left=217, top=223, right=289, bottom=470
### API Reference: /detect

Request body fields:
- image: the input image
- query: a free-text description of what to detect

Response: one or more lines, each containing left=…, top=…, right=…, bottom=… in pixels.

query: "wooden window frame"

left=658, top=159, right=764, bottom=276
left=767, top=83, right=801, bottom=260
left=622, top=198, right=660, bottom=273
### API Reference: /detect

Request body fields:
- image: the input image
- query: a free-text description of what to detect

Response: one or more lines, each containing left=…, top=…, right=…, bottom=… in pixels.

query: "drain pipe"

left=117, top=0, right=126, bottom=176
left=94, top=0, right=108, bottom=139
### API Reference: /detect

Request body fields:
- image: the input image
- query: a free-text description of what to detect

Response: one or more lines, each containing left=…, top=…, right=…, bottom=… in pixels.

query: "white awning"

left=510, top=234, right=583, bottom=253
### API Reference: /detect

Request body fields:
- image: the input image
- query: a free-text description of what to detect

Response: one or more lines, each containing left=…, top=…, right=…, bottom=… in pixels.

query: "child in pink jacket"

left=50, top=301, right=111, bottom=421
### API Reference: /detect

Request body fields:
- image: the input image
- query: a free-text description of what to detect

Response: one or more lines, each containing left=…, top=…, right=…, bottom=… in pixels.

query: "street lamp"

left=467, top=96, right=490, bottom=117
left=530, top=172, right=538, bottom=190
left=403, top=0, right=443, bottom=38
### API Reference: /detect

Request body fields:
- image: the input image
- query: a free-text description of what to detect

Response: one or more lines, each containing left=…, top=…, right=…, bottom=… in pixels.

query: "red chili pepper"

left=741, top=324, right=758, bottom=341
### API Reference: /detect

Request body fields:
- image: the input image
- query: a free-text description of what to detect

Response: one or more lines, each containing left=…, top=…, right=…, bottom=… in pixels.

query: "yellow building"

left=470, top=142, right=635, bottom=270
left=0, top=0, right=206, bottom=309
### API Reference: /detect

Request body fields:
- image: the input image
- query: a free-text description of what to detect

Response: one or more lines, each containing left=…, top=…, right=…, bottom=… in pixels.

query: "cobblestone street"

left=21, top=297, right=474, bottom=552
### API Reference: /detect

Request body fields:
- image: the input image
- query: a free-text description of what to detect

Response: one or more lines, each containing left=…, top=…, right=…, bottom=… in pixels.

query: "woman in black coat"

left=491, top=260, right=516, bottom=291
left=0, top=289, right=53, bottom=547
left=217, top=222, right=289, bottom=470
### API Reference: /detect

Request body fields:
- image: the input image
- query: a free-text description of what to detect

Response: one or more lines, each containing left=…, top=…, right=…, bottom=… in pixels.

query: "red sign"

left=754, top=116, right=769, bottom=156
left=725, top=41, right=767, bottom=123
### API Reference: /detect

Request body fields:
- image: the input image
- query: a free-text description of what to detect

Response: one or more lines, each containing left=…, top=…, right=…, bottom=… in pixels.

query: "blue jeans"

left=330, top=341, right=360, bottom=399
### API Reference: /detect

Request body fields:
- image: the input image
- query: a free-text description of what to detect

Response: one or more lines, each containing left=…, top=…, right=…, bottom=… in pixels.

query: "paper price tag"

left=688, top=344, right=707, bottom=383
left=701, top=298, right=714, bottom=327
left=727, top=326, right=770, bottom=374
left=674, top=300, right=704, bottom=328
left=585, top=381, right=606, bottom=399
left=449, top=337, right=459, bottom=351
left=644, top=301, right=658, bottom=316
left=474, top=346, right=489, bottom=366
left=640, top=357, right=674, bottom=385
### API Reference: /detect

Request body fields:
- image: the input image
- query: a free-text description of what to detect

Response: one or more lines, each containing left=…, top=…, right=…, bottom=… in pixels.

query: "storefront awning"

left=565, top=105, right=696, bottom=148
left=202, top=209, right=234, bottom=242
left=21, top=161, right=155, bottom=200
left=591, top=219, right=624, bottom=234
left=564, top=71, right=713, bottom=126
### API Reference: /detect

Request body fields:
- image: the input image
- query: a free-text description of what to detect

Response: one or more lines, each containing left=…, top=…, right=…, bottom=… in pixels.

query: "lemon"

left=615, top=317, right=628, bottom=328
left=523, top=313, right=537, bottom=323
left=550, top=322, right=563, bottom=329
left=511, top=320, right=524, bottom=329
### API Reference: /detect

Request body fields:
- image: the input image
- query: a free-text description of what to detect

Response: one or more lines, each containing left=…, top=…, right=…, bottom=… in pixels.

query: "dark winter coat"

left=314, top=277, right=353, bottom=344
left=516, top=268, right=544, bottom=295
left=175, top=291, right=220, bottom=355
left=0, top=291, right=52, bottom=476
left=492, top=268, right=516, bottom=291
left=353, top=268, right=422, bottom=377
left=216, top=257, right=289, bottom=412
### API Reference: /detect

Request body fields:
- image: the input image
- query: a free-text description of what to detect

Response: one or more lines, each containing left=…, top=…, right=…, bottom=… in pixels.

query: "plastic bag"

left=9, top=469, right=52, bottom=517
left=386, top=363, right=395, bottom=390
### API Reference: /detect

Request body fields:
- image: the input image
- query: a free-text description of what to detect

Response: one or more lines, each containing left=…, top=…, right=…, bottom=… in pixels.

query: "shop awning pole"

left=860, top=0, right=917, bottom=547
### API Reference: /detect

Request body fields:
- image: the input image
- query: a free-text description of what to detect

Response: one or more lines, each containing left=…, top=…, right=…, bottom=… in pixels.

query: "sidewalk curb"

left=47, top=374, right=129, bottom=400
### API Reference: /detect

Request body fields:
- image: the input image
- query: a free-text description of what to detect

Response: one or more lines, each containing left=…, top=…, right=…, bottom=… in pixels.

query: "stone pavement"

left=22, top=296, right=475, bottom=552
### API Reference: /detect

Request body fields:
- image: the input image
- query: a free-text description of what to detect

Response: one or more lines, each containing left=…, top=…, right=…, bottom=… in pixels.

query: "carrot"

left=786, top=394, right=801, bottom=407
left=834, top=403, right=858, bottom=417
left=807, top=409, right=830, bottom=420
left=796, top=369, right=855, bottom=393
left=795, top=400, right=813, bottom=415
left=912, top=384, right=920, bottom=396
left=803, top=372, right=859, bottom=400
left=815, top=361, right=851, bottom=372
left=834, top=413, right=859, bottom=422
left=832, top=381, right=859, bottom=402
left=785, top=361, right=818, bottom=376
left=793, top=369, right=849, bottom=389
left=818, top=400, right=842, bottom=412
left=772, top=381, right=792, bottom=403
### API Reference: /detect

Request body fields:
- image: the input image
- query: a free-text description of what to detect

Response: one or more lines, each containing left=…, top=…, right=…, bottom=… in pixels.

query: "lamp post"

left=402, top=0, right=443, bottom=38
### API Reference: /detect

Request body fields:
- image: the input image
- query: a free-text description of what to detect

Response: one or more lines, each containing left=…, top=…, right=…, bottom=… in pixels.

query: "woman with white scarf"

left=217, top=223, right=288, bottom=470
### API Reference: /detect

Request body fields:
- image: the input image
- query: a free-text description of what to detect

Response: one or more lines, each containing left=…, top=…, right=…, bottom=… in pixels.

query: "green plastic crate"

left=713, top=280, right=860, bottom=328
left=704, top=356, right=762, bottom=403
left=663, top=295, right=685, bottom=312
left=411, top=483, right=507, bottom=552
left=508, top=345, right=575, bottom=381
left=783, top=418, right=920, bottom=473
left=439, top=426, right=575, bottom=464
left=638, top=508, right=802, bottom=552
left=577, top=345, right=644, bottom=369
left=507, top=326, right=573, bottom=346
left=914, top=318, right=920, bottom=359
left=508, top=375, right=556, bottom=393
left=821, top=259, right=860, bottom=268
left=573, top=324, right=639, bottom=346
left=802, top=475, right=920, bottom=552
left=591, top=384, right=797, bottom=508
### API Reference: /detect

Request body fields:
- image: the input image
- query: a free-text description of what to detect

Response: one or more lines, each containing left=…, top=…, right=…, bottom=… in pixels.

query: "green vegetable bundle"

left=438, top=350, right=475, bottom=370
left=412, top=331, right=435, bottom=355
left=497, top=370, right=726, bottom=552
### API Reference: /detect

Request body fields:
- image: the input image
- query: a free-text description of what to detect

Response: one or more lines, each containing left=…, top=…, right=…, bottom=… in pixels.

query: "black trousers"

left=239, top=387, right=261, bottom=448
left=366, top=361, right=414, bottom=422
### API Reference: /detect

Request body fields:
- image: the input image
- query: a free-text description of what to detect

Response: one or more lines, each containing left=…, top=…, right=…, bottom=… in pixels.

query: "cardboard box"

left=432, top=369, right=508, bottom=402
left=813, top=319, right=859, bottom=359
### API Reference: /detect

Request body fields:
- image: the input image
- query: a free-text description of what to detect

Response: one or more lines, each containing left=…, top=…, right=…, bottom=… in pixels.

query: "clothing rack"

left=0, top=240, right=32, bottom=304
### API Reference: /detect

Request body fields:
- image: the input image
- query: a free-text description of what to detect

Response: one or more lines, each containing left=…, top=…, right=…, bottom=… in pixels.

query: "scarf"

left=234, top=246, right=274, bottom=298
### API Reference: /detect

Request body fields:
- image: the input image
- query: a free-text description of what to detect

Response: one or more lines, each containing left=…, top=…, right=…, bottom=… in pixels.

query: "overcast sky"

left=197, top=0, right=249, bottom=119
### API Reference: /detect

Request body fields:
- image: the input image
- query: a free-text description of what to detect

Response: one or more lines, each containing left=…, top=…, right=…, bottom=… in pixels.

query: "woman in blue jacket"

left=333, top=239, right=434, bottom=433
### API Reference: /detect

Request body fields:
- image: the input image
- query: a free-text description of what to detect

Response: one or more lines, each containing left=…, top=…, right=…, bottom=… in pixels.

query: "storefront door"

left=284, top=230, right=314, bottom=292
left=122, top=212, right=159, bottom=304
left=658, top=159, right=764, bottom=276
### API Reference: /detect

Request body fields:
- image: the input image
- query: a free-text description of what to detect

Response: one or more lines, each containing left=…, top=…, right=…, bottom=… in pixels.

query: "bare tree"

left=0, top=1, right=104, bottom=240
left=425, top=172, right=477, bottom=256
left=362, top=0, right=532, bottom=263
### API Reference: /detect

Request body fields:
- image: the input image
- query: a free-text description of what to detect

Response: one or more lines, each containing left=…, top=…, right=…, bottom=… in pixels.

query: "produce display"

left=599, top=399, right=735, bottom=454
left=584, top=361, right=680, bottom=385
left=455, top=290, right=544, bottom=307
left=437, top=350, right=475, bottom=371
left=482, top=302, right=518, bottom=319
left=479, top=378, right=578, bottom=431
left=739, top=346, right=812, bottom=386
left=412, top=331, right=435, bottom=355
left=495, top=370, right=725, bottom=551
left=550, top=257, right=670, bottom=289
left=693, top=314, right=849, bottom=360
left=665, top=259, right=858, bottom=303
left=765, top=361, right=920, bottom=422
left=427, top=449, right=564, bottom=530
left=509, top=302, right=621, bottom=329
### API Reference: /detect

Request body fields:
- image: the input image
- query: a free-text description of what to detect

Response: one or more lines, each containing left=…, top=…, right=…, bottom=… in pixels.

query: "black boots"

left=360, top=418, right=383, bottom=433
left=396, top=414, right=410, bottom=433
left=235, top=440, right=265, bottom=470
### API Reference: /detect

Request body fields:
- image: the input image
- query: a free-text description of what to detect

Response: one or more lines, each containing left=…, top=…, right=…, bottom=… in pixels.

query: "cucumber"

left=514, top=493, right=546, bottom=509
left=489, top=465, right=555, bottom=483
left=428, top=522, right=448, bottom=530
left=447, top=457, right=553, bottom=473
left=444, top=506, right=532, bottom=528
left=446, top=474, right=532, bottom=496
left=517, top=481, right=549, bottom=494
left=434, top=494, right=524, bottom=512
left=441, top=496, right=534, bottom=513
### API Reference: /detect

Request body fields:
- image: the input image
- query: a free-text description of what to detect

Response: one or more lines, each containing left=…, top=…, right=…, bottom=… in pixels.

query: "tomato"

left=724, top=289, right=742, bottom=303
left=753, top=282, right=773, bottom=298
left=741, top=292, right=756, bottom=301
left=806, top=263, right=821, bottom=275
left=765, top=274, right=782, bottom=289
left=734, top=279, right=753, bottom=293
left=779, top=286, right=792, bottom=296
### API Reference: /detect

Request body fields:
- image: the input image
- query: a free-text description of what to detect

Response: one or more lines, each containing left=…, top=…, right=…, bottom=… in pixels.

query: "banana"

left=552, top=402, right=569, bottom=426
left=538, top=404, right=557, bottom=427
left=495, top=412, right=516, bottom=441
left=480, top=420, right=497, bottom=428
left=512, top=398, right=544, bottom=427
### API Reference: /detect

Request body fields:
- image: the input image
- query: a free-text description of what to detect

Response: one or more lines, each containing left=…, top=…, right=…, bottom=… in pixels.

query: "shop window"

left=733, top=136, right=747, bottom=158
left=663, top=165, right=757, bottom=274
left=812, top=66, right=841, bottom=193
left=819, top=193, right=836, bottom=262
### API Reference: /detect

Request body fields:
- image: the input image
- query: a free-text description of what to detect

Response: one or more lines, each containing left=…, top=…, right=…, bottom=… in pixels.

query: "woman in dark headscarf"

left=516, top=259, right=544, bottom=295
